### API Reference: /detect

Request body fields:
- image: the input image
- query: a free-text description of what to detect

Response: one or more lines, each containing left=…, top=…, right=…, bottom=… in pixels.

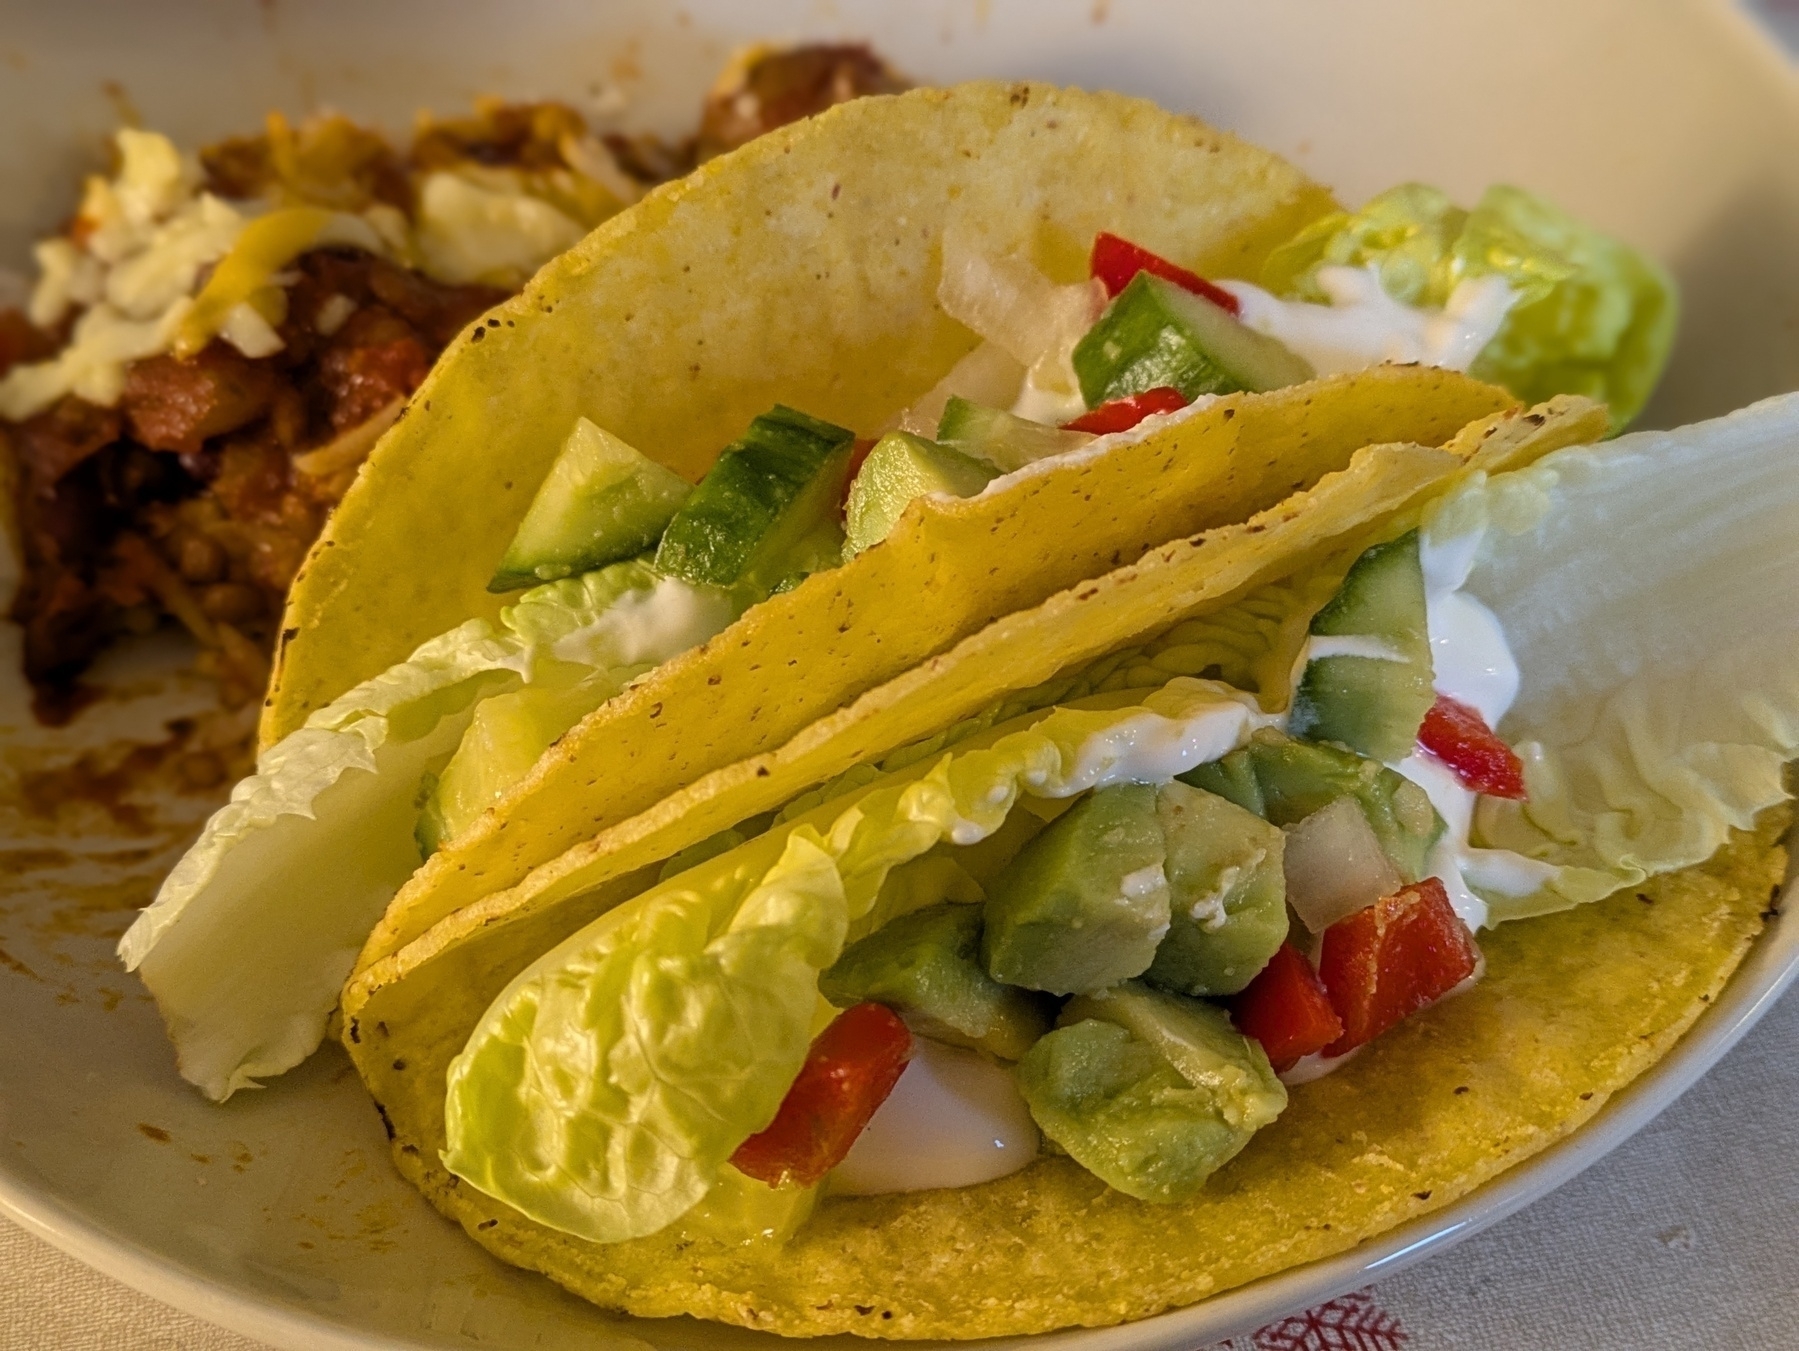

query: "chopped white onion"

left=896, top=341, right=1026, bottom=437
left=936, top=229, right=1103, bottom=424
left=1282, top=796, right=1402, bottom=934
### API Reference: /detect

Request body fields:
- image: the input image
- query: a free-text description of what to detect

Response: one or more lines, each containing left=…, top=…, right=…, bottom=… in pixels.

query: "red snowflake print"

left=1251, top=1289, right=1408, bottom=1351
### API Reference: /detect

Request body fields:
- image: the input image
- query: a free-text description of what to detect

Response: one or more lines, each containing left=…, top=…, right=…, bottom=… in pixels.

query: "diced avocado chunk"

left=936, top=396, right=1092, bottom=472
left=820, top=903, right=1054, bottom=1061
left=1072, top=272, right=1314, bottom=407
left=1289, top=530, right=1435, bottom=761
left=654, top=406, right=855, bottom=592
left=843, top=431, right=997, bottom=559
left=1144, top=782, right=1289, bottom=997
left=1181, top=728, right=1442, bottom=882
left=489, top=417, right=692, bottom=592
left=417, top=668, right=603, bottom=855
left=981, top=784, right=1169, bottom=995
left=1015, top=982, right=1285, bottom=1203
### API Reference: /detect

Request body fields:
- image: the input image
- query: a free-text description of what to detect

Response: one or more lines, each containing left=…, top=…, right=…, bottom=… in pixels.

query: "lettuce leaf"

left=119, top=561, right=733, bottom=1101
left=441, top=680, right=1271, bottom=1243
left=1263, top=184, right=1676, bottom=429
left=1442, top=393, right=1799, bottom=919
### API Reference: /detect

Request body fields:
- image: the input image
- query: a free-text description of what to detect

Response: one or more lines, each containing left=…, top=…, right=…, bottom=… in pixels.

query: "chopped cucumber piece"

left=820, top=903, right=1054, bottom=1061
left=1144, top=782, right=1288, bottom=997
left=981, top=784, right=1168, bottom=995
left=936, top=396, right=1092, bottom=472
left=417, top=668, right=608, bottom=854
left=489, top=418, right=692, bottom=592
left=1071, top=272, right=1314, bottom=407
left=843, top=431, right=997, bottom=559
left=654, top=405, right=854, bottom=592
left=1015, top=982, right=1284, bottom=1203
left=1290, top=530, right=1435, bottom=761
left=1181, top=728, right=1442, bottom=883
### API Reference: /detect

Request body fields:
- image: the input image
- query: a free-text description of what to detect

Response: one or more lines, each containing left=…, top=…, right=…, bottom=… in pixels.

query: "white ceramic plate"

left=3, top=3, right=1798, bottom=1347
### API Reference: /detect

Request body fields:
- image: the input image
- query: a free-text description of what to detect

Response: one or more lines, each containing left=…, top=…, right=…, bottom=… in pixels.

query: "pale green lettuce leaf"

left=119, top=562, right=732, bottom=1101
left=423, top=563, right=741, bottom=850
left=442, top=680, right=1271, bottom=1244
left=1263, top=183, right=1676, bottom=429
left=1444, top=393, right=1799, bottom=919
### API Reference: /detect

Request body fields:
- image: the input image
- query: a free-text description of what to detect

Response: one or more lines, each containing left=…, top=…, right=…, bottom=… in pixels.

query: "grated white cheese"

left=414, top=169, right=587, bottom=287
left=2, top=122, right=625, bottom=424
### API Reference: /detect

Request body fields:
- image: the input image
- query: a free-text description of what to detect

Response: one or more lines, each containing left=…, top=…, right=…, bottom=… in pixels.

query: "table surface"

left=6, top=4, right=1799, bottom=1347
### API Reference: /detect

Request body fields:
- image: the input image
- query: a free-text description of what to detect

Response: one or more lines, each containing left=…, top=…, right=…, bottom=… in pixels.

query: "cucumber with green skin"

left=1289, top=529, right=1436, bottom=762
left=489, top=418, right=693, bottom=592
left=1071, top=271, right=1314, bottom=406
left=843, top=431, right=997, bottom=559
left=936, top=396, right=1091, bottom=472
left=654, top=406, right=855, bottom=592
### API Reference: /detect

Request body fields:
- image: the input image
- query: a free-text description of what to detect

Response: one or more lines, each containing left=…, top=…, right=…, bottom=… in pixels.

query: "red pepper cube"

left=729, top=1002, right=913, bottom=1188
left=1061, top=386, right=1189, bottom=435
left=1089, top=231, right=1242, bottom=315
left=1317, top=877, right=1481, bottom=1058
left=1417, top=694, right=1527, bottom=800
left=1228, top=943, right=1344, bottom=1073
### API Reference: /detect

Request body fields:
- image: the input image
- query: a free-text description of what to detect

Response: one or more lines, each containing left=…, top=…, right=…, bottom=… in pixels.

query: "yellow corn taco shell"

left=360, top=368, right=1508, bottom=969
left=256, top=79, right=1515, bottom=971
left=263, top=81, right=1339, bottom=745
left=331, top=394, right=1798, bottom=1339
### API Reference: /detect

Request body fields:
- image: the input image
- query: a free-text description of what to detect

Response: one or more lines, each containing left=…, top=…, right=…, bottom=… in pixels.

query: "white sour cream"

left=1222, top=266, right=1514, bottom=378
left=1056, top=695, right=1279, bottom=794
left=548, top=577, right=737, bottom=669
left=1419, top=528, right=1519, bottom=726
left=830, top=1038, right=1040, bottom=1195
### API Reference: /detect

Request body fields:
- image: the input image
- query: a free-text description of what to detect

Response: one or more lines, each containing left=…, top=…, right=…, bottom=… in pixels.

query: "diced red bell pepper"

left=1418, top=694, right=1527, bottom=800
left=1061, top=386, right=1190, bottom=435
left=729, top=1002, right=913, bottom=1187
left=837, top=436, right=879, bottom=513
left=1229, top=943, right=1344, bottom=1072
left=1317, top=877, right=1481, bottom=1057
left=1089, top=231, right=1242, bottom=315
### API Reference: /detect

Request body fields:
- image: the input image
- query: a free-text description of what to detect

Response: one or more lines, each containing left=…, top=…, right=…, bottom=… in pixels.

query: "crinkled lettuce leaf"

left=1263, top=184, right=1675, bottom=429
left=442, top=680, right=1271, bottom=1244
left=119, top=560, right=732, bottom=1101
left=421, top=563, right=741, bottom=851
left=1444, top=393, right=1799, bottom=919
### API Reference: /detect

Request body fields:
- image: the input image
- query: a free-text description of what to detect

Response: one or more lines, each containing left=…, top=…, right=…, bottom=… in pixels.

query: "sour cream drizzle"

left=830, top=1039, right=1040, bottom=1196
left=1401, top=528, right=1558, bottom=928
left=1221, top=266, right=1516, bottom=379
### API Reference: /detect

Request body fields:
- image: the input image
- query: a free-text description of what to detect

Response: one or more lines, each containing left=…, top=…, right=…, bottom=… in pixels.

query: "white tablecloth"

left=4, top=979, right=1794, bottom=1351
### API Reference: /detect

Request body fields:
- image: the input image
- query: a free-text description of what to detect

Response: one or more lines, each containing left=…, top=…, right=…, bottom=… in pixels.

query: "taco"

left=337, top=388, right=1799, bottom=1337
left=118, top=81, right=1671, bottom=1102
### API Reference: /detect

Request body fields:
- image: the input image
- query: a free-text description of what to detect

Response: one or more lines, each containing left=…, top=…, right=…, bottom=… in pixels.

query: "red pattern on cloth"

left=1206, top=1289, right=1408, bottom=1351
